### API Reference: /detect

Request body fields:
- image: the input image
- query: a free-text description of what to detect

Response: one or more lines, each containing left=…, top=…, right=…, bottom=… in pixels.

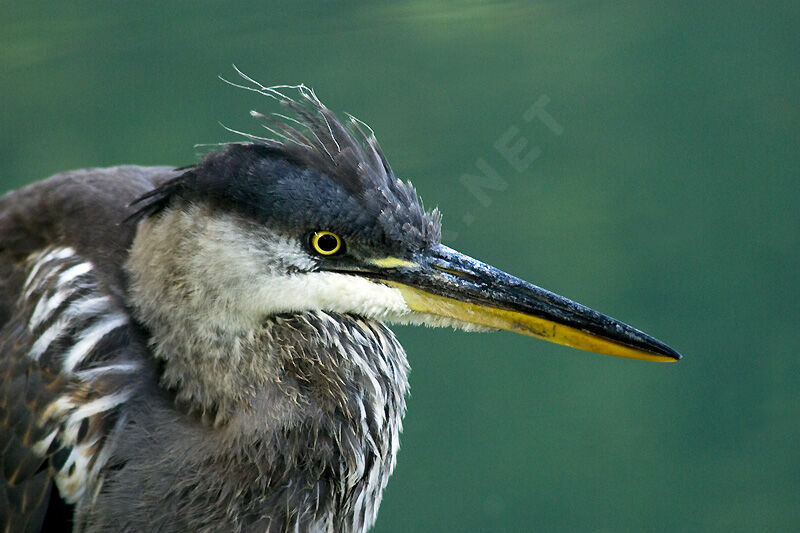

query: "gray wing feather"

left=0, top=166, right=180, bottom=531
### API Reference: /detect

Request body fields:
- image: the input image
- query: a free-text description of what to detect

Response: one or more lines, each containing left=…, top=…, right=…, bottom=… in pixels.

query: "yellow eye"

left=310, top=231, right=343, bottom=256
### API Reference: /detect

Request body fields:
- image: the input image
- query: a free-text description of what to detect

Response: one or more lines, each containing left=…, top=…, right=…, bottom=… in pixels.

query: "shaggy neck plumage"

left=125, top=204, right=410, bottom=529
left=125, top=204, right=410, bottom=422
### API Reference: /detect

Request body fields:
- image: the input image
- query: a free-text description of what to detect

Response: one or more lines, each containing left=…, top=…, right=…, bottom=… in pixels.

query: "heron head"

left=128, top=82, right=680, bottom=363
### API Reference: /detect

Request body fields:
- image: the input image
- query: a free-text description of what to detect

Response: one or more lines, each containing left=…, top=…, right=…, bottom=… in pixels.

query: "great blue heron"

left=0, top=76, right=680, bottom=532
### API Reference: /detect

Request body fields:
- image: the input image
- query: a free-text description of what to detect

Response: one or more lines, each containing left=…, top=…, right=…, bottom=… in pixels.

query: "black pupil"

left=317, top=233, right=338, bottom=252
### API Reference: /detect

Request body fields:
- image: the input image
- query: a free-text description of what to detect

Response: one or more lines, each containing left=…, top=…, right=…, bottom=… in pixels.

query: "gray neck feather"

left=124, top=205, right=410, bottom=530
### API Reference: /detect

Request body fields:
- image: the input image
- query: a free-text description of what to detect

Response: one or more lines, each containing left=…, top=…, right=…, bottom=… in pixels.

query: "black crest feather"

left=130, top=69, right=441, bottom=251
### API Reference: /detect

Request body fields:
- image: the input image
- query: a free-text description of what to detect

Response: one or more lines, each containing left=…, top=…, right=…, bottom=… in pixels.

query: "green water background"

left=2, top=2, right=798, bottom=531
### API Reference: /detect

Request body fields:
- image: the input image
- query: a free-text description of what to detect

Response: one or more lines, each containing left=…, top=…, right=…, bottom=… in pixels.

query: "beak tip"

left=656, top=344, right=683, bottom=362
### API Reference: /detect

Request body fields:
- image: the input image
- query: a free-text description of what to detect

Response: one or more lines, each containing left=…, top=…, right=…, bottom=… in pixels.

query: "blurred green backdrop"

left=2, top=2, right=798, bottom=531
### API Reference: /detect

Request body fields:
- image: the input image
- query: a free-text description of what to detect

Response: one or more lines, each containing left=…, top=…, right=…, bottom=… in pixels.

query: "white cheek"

left=242, top=272, right=494, bottom=333
left=245, top=273, right=412, bottom=320
left=180, top=212, right=484, bottom=330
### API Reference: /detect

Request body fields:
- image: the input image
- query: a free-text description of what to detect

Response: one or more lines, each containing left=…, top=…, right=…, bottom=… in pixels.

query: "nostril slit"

left=431, top=264, right=482, bottom=283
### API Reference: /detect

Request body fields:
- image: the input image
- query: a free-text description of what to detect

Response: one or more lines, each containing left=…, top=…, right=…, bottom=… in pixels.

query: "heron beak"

left=369, top=244, right=681, bottom=362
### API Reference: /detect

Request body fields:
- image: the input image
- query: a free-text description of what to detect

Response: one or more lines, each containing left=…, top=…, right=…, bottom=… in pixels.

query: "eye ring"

left=310, top=231, right=343, bottom=256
